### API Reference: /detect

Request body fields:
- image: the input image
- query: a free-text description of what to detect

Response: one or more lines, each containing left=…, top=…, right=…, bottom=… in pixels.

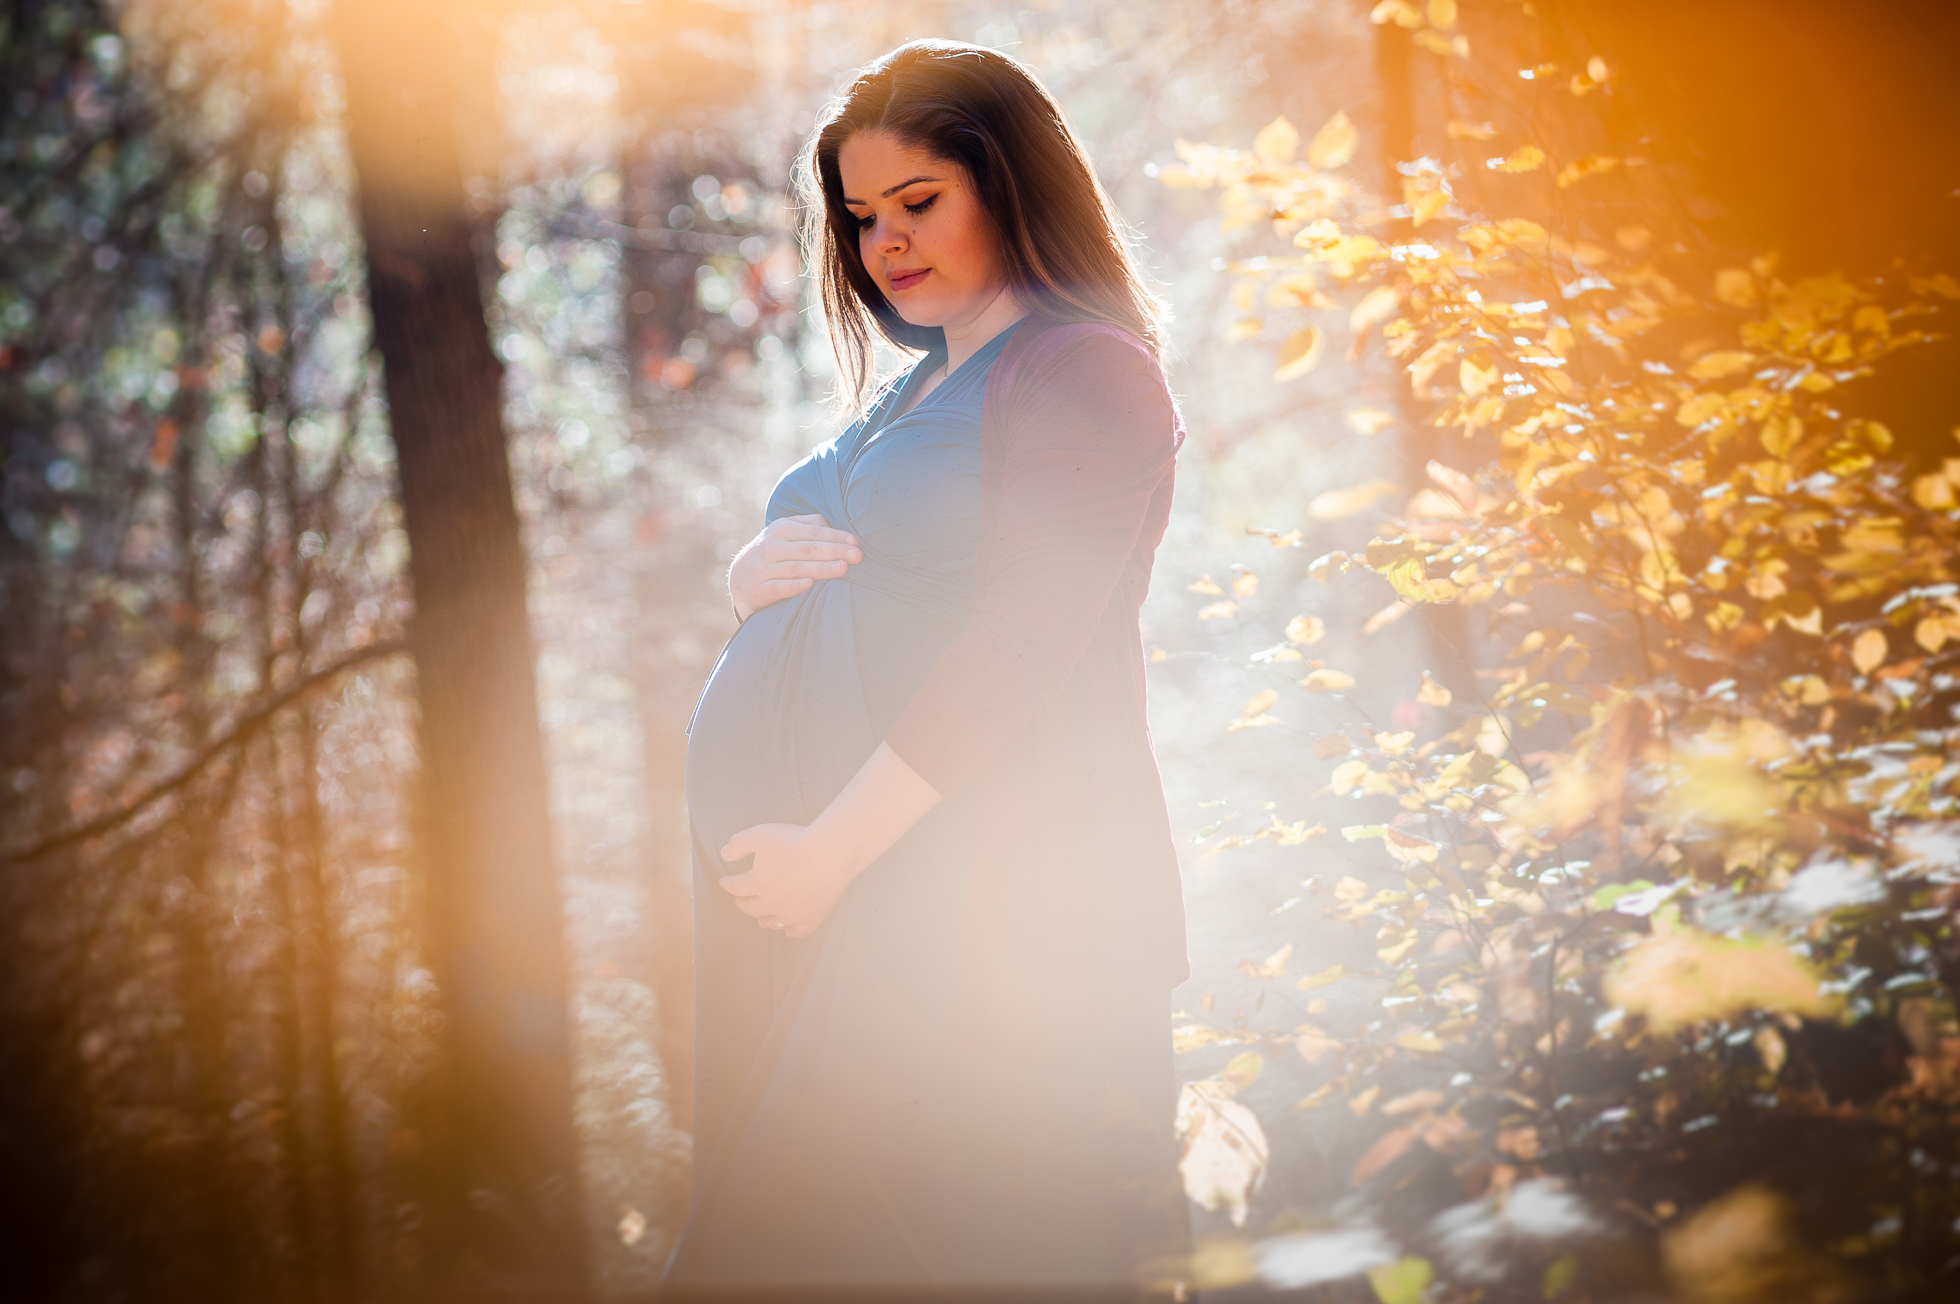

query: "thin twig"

left=1, top=640, right=408, bottom=865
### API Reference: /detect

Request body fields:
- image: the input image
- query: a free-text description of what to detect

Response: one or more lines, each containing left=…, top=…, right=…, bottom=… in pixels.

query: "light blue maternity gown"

left=672, top=322, right=1175, bottom=1298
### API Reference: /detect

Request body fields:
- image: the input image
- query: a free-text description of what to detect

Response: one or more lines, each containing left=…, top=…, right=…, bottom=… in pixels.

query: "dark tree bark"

left=329, top=3, right=586, bottom=1298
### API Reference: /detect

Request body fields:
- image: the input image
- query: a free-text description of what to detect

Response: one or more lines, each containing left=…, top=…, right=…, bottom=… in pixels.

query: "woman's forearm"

left=810, top=741, right=945, bottom=878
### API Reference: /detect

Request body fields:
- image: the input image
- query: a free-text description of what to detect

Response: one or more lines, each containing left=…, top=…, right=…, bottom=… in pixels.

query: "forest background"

left=5, top=1, right=1960, bottom=1302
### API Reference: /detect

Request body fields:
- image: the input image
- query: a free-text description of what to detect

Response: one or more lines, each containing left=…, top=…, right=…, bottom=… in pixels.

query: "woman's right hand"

left=728, top=513, right=862, bottom=622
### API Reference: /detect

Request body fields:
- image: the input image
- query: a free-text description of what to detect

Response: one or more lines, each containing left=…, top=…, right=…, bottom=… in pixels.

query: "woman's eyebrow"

left=842, top=174, right=943, bottom=205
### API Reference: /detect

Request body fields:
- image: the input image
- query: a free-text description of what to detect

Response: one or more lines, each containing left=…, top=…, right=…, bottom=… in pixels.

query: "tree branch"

left=1, top=639, right=409, bottom=866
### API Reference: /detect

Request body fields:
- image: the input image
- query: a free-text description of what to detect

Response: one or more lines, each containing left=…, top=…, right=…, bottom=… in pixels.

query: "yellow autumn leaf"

left=1189, top=574, right=1223, bottom=594
left=1239, top=942, right=1292, bottom=979
left=1286, top=614, right=1327, bottom=645
left=1915, top=616, right=1948, bottom=653
left=1675, top=392, right=1729, bottom=427
left=1715, top=268, right=1757, bottom=307
left=1303, top=667, right=1357, bottom=692
left=1349, top=284, right=1401, bottom=334
left=1297, top=963, right=1348, bottom=991
left=1447, top=120, right=1496, bottom=140
left=1417, top=672, right=1453, bottom=707
left=1242, top=689, right=1279, bottom=719
left=1232, top=569, right=1259, bottom=597
left=1275, top=326, right=1325, bottom=380
left=1376, top=922, right=1418, bottom=964
left=1362, top=600, right=1412, bottom=636
left=1487, top=144, right=1546, bottom=173
left=1851, top=627, right=1888, bottom=675
left=1912, top=473, right=1956, bottom=510
left=1369, top=0, right=1424, bottom=27
left=1459, top=358, right=1500, bottom=397
left=1413, top=29, right=1453, bottom=56
left=1307, top=111, right=1358, bottom=169
left=1308, top=479, right=1399, bottom=520
left=1410, top=186, right=1450, bottom=226
left=1176, top=1079, right=1269, bottom=1228
left=1252, top=115, right=1300, bottom=163
left=1428, top=0, right=1457, bottom=26
left=1294, top=1019, right=1341, bottom=1062
left=1688, top=351, right=1757, bottom=381
left=1173, top=1023, right=1240, bottom=1053
left=1225, top=319, right=1262, bottom=342
left=1346, top=407, right=1395, bottom=436
left=1553, top=153, right=1620, bottom=188
left=1603, top=930, right=1840, bottom=1034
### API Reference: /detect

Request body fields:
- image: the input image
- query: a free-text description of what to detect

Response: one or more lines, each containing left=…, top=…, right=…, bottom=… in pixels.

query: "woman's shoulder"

left=993, top=314, right=1167, bottom=407
left=1006, top=314, right=1159, bottom=371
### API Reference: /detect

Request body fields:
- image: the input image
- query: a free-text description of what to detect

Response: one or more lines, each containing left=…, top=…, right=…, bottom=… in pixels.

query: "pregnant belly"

left=684, top=579, right=966, bottom=859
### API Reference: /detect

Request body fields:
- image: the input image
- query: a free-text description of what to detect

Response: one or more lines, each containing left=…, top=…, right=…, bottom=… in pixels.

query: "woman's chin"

left=890, top=302, right=946, bottom=330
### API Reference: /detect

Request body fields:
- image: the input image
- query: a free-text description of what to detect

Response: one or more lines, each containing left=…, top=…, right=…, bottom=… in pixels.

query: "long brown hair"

left=801, top=40, right=1166, bottom=406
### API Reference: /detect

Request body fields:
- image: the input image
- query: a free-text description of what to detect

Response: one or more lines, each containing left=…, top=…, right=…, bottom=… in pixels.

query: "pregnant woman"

left=667, top=40, right=1189, bottom=1300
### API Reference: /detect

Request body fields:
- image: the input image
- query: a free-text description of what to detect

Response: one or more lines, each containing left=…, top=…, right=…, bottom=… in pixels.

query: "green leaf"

left=1591, top=880, right=1655, bottom=911
left=1342, top=824, right=1388, bottom=841
left=1369, top=1256, right=1433, bottom=1304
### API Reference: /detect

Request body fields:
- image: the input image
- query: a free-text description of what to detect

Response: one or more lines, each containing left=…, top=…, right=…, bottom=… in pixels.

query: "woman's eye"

left=856, top=213, right=874, bottom=230
left=903, top=195, right=937, bottom=217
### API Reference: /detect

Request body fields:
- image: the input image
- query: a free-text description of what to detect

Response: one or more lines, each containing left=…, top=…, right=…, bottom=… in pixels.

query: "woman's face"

left=837, top=130, right=1009, bottom=330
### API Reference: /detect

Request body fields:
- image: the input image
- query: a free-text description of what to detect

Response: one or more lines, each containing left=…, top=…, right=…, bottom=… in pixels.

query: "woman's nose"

left=875, top=220, right=907, bottom=256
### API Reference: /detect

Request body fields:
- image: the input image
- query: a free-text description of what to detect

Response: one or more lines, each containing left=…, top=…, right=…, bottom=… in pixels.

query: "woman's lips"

left=888, top=267, right=930, bottom=292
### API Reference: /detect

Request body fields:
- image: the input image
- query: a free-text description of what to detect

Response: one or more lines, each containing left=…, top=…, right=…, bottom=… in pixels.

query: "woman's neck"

left=940, top=283, right=1026, bottom=376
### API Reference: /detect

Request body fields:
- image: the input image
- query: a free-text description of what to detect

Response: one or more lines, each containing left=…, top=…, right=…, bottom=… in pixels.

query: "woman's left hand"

left=718, top=823, right=859, bottom=938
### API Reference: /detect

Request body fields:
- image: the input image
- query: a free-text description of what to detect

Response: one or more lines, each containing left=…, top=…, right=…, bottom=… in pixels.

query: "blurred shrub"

left=1159, top=1, right=1960, bottom=1299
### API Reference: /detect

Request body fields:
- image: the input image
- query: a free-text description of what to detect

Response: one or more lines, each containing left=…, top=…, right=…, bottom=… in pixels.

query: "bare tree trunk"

left=329, top=3, right=586, bottom=1298
left=613, top=0, right=756, bottom=1147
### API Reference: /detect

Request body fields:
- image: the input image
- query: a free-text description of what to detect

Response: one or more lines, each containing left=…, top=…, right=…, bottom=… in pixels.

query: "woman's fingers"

left=766, top=539, right=862, bottom=562
left=770, top=522, right=860, bottom=550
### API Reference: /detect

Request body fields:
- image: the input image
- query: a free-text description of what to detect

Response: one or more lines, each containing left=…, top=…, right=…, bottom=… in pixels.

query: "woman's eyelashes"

left=854, top=194, right=939, bottom=230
